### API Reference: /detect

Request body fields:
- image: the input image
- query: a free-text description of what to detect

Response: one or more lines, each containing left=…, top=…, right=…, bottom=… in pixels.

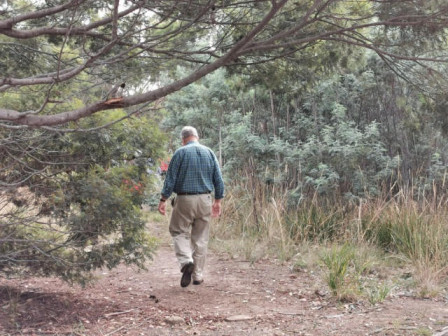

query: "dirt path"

left=1, top=229, right=448, bottom=335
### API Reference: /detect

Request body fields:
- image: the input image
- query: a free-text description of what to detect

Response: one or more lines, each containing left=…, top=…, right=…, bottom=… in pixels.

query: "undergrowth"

left=210, top=186, right=448, bottom=302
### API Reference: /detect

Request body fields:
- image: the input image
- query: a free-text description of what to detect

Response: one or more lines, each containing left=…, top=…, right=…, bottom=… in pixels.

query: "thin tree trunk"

left=218, top=120, right=222, bottom=166
left=248, top=158, right=260, bottom=230
left=270, top=90, right=276, bottom=138
left=270, top=90, right=281, bottom=165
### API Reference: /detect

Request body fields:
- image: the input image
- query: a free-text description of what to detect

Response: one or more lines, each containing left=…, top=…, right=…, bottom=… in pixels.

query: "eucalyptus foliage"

left=163, top=57, right=448, bottom=204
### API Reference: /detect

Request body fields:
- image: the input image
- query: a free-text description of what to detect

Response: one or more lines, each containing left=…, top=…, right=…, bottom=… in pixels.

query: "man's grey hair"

left=181, top=126, right=199, bottom=139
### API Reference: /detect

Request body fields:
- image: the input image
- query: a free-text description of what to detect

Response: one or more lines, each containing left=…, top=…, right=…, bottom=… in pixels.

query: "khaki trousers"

left=169, top=194, right=212, bottom=281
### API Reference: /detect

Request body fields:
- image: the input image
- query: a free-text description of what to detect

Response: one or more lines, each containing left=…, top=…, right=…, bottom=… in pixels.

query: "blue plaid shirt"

left=161, top=141, right=224, bottom=199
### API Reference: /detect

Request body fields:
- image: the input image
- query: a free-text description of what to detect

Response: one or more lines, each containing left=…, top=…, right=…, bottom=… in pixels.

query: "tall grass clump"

left=320, top=244, right=357, bottom=300
left=285, top=198, right=346, bottom=243
left=391, top=212, right=448, bottom=296
left=211, top=180, right=296, bottom=261
left=319, top=243, right=389, bottom=302
left=361, top=193, right=448, bottom=296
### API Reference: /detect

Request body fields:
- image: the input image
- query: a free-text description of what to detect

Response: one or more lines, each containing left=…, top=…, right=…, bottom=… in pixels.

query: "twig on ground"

left=104, top=308, right=136, bottom=318
left=104, top=326, right=126, bottom=336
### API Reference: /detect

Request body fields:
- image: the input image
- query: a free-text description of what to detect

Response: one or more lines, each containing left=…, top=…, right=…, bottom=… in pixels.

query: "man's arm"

left=158, top=151, right=181, bottom=215
left=211, top=151, right=224, bottom=218
left=211, top=152, right=224, bottom=200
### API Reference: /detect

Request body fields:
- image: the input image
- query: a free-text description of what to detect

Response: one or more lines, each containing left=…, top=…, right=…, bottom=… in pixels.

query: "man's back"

left=162, top=141, right=224, bottom=199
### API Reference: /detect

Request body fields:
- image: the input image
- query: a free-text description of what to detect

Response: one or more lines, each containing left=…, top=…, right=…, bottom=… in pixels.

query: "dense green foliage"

left=163, top=61, right=448, bottom=203
left=0, top=112, right=165, bottom=283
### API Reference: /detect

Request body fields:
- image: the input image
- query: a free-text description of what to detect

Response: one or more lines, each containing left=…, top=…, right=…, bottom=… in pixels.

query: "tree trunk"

left=270, top=90, right=276, bottom=138
left=218, top=120, right=222, bottom=166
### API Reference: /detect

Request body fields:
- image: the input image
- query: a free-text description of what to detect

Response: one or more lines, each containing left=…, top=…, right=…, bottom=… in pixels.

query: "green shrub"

left=0, top=113, right=165, bottom=284
left=320, top=244, right=357, bottom=299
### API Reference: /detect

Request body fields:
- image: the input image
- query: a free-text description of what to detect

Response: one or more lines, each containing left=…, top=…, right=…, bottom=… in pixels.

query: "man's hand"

left=158, top=200, right=166, bottom=215
left=212, top=199, right=222, bottom=218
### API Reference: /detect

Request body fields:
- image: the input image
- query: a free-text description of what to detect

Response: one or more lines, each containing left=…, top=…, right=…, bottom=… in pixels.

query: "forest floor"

left=1, top=217, right=448, bottom=336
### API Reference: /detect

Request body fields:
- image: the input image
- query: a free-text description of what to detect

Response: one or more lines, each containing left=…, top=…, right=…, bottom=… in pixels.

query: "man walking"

left=158, top=126, right=224, bottom=287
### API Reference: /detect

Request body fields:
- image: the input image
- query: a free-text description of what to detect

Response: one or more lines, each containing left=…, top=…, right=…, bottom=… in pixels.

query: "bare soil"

left=1, top=222, right=448, bottom=336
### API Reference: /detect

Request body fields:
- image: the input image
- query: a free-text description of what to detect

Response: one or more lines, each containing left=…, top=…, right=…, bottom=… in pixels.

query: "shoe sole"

left=180, top=262, right=194, bottom=287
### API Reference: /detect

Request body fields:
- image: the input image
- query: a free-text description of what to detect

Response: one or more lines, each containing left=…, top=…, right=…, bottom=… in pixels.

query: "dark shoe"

left=193, top=279, right=204, bottom=285
left=180, top=262, right=194, bottom=287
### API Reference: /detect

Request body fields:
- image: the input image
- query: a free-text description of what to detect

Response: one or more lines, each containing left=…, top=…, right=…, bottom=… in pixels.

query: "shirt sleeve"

left=161, top=150, right=181, bottom=199
left=211, top=152, right=225, bottom=199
